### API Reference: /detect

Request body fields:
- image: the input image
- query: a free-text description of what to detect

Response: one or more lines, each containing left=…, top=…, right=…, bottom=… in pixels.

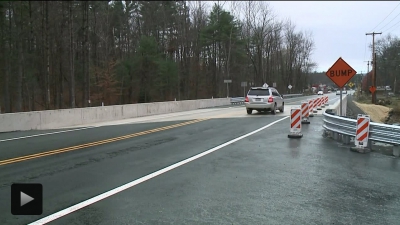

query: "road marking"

left=0, top=107, right=242, bottom=142
left=27, top=116, right=289, bottom=225
left=0, top=127, right=95, bottom=143
left=0, top=97, right=300, bottom=142
left=0, top=119, right=208, bottom=166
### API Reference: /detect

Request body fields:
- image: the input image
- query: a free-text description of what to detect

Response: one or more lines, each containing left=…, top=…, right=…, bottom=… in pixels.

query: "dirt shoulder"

left=353, top=101, right=391, bottom=123
left=352, top=94, right=400, bottom=124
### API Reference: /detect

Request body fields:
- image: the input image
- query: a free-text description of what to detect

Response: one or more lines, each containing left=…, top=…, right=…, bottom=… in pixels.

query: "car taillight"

left=268, top=96, right=273, bottom=102
left=245, top=96, right=249, bottom=102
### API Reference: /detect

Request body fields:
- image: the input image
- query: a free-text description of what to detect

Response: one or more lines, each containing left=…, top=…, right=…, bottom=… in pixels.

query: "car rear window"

left=248, top=89, right=270, bottom=96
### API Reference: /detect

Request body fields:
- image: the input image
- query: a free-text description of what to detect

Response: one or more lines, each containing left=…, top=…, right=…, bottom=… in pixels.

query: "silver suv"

left=245, top=87, right=284, bottom=115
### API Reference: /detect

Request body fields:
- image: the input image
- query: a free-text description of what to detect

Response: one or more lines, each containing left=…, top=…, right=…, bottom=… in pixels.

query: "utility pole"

left=358, top=70, right=364, bottom=92
left=366, top=32, right=382, bottom=104
left=364, top=61, right=370, bottom=73
left=364, top=61, right=371, bottom=89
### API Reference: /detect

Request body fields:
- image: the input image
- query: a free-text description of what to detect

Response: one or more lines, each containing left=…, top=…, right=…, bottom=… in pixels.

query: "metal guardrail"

left=282, top=94, right=303, bottom=98
left=322, top=111, right=400, bottom=145
left=230, top=94, right=304, bottom=105
left=230, top=97, right=245, bottom=105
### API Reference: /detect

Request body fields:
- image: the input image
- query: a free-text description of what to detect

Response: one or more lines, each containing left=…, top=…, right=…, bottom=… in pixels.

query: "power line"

left=379, top=11, right=400, bottom=31
left=370, top=2, right=400, bottom=32
left=383, top=18, right=400, bottom=33
left=363, top=35, right=368, bottom=62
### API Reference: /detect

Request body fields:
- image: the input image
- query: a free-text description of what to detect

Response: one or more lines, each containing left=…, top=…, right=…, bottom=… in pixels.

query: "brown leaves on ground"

left=353, top=101, right=390, bottom=123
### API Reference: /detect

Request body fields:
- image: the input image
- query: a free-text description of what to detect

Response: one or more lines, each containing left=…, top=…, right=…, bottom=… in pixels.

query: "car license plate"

left=255, top=98, right=262, bottom=102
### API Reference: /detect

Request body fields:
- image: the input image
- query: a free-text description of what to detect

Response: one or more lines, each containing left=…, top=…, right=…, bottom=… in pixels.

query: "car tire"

left=247, top=109, right=252, bottom=115
left=271, top=104, right=276, bottom=115
left=279, top=103, right=284, bottom=112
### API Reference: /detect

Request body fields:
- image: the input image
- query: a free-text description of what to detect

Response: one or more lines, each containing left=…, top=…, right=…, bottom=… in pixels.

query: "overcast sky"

left=205, top=1, right=400, bottom=74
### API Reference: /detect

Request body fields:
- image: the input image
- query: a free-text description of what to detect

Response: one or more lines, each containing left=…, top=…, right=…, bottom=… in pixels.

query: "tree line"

left=0, top=1, right=316, bottom=113
left=362, top=34, right=399, bottom=93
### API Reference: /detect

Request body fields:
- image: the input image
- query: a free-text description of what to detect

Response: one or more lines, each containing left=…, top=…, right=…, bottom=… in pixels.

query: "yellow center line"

left=0, top=118, right=209, bottom=166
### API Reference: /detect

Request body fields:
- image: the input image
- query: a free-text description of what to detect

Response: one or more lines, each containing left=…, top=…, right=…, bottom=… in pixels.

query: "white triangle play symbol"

left=20, top=191, right=34, bottom=207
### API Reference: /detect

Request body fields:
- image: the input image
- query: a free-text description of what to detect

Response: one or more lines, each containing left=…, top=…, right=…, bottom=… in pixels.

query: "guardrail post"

left=342, top=135, right=350, bottom=145
left=393, top=145, right=400, bottom=157
left=333, top=132, right=339, bottom=141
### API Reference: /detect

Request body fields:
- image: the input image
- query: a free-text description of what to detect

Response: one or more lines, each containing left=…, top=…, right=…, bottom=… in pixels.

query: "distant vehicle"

left=336, top=90, right=347, bottom=95
left=245, top=87, right=284, bottom=115
left=317, top=90, right=323, bottom=95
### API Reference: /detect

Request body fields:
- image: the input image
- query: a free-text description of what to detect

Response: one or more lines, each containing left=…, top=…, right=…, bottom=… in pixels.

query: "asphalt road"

left=0, top=93, right=398, bottom=225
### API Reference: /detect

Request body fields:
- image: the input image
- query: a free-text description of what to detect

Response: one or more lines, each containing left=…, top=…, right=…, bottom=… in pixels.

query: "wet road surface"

left=0, top=93, right=398, bottom=225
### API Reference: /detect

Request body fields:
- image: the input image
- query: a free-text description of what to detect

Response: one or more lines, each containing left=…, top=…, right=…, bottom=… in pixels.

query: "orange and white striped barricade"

left=308, top=99, right=314, bottom=117
left=324, top=96, right=329, bottom=106
left=317, top=97, right=322, bottom=110
left=301, top=101, right=310, bottom=124
left=288, top=107, right=303, bottom=138
left=312, top=98, right=318, bottom=113
left=350, top=114, right=371, bottom=153
left=321, top=96, right=326, bottom=108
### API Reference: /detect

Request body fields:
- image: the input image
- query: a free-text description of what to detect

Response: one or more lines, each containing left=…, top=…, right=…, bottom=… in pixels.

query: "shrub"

left=393, top=101, right=400, bottom=114
left=356, top=94, right=369, bottom=103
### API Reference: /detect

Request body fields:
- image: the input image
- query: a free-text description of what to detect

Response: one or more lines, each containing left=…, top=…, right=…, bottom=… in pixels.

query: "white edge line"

left=27, top=116, right=289, bottom=225
left=0, top=127, right=95, bottom=143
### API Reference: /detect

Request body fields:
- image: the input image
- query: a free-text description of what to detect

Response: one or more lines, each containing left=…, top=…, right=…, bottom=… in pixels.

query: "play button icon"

left=11, top=183, right=43, bottom=215
left=20, top=191, right=34, bottom=207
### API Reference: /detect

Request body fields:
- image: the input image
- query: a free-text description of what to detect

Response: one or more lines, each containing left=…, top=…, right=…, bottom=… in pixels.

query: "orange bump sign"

left=326, top=57, right=357, bottom=88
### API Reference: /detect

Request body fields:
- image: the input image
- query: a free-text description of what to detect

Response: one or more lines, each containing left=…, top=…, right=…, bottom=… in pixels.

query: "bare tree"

left=68, top=1, right=75, bottom=108
left=0, top=0, right=318, bottom=112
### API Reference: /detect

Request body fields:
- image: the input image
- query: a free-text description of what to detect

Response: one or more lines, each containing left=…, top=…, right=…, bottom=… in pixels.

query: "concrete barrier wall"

left=328, top=95, right=347, bottom=115
left=0, top=98, right=230, bottom=132
left=0, top=111, right=42, bottom=131
left=41, top=108, right=83, bottom=129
